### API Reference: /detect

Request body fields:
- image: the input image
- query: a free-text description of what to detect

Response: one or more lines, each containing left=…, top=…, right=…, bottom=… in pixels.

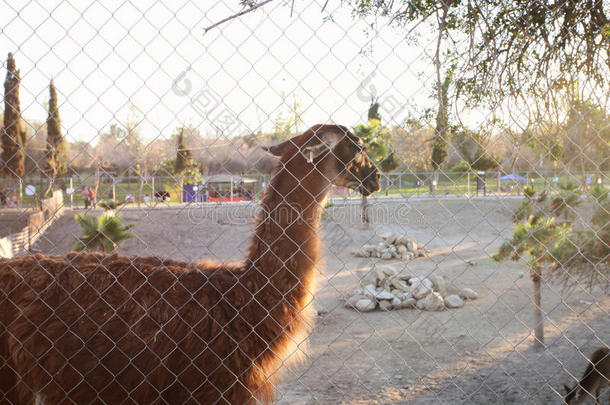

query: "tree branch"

left=203, top=0, right=274, bottom=34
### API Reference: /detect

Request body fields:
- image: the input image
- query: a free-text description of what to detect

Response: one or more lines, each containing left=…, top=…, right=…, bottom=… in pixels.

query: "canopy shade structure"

left=204, top=174, right=258, bottom=184
left=498, top=174, right=528, bottom=182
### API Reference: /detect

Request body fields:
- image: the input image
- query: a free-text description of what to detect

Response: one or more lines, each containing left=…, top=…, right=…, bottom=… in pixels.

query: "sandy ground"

left=35, top=198, right=609, bottom=404
left=0, top=210, right=30, bottom=237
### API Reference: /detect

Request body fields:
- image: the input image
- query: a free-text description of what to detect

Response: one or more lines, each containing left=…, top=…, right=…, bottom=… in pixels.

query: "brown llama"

left=564, top=347, right=609, bottom=404
left=0, top=124, right=380, bottom=404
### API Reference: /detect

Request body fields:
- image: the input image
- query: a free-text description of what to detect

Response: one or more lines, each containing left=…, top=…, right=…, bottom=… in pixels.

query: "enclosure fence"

left=0, top=1, right=608, bottom=404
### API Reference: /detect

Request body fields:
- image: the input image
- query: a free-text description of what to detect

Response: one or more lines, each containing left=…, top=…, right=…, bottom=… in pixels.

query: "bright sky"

left=0, top=0, right=445, bottom=145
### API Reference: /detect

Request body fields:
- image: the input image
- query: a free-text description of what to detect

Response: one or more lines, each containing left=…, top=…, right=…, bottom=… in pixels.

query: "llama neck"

left=246, top=162, right=330, bottom=286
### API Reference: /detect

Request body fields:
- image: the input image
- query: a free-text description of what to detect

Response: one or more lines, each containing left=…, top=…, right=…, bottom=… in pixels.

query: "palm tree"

left=74, top=212, right=134, bottom=253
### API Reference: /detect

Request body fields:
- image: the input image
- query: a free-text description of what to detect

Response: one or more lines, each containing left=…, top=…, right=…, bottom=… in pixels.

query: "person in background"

left=81, top=186, right=89, bottom=209
left=8, top=191, right=17, bottom=208
left=88, top=187, right=97, bottom=208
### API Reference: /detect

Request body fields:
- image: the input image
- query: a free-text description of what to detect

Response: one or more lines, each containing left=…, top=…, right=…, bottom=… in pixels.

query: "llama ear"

left=262, top=140, right=292, bottom=157
left=301, top=143, right=329, bottom=163
left=301, top=132, right=342, bottom=163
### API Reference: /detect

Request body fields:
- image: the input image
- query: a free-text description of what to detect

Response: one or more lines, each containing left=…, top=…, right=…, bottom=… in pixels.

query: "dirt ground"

left=0, top=210, right=30, bottom=237
left=36, top=198, right=609, bottom=404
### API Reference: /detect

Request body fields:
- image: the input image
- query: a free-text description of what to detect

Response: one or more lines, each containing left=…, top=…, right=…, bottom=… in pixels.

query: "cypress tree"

left=45, top=80, right=67, bottom=195
left=1, top=53, right=27, bottom=181
left=174, top=127, right=191, bottom=174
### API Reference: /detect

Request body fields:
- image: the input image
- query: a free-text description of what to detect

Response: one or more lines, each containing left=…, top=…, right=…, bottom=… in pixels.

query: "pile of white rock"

left=345, top=266, right=478, bottom=312
left=353, top=232, right=426, bottom=260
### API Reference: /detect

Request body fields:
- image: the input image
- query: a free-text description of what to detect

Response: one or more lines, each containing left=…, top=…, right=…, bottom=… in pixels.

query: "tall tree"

left=354, top=100, right=398, bottom=224
left=348, top=1, right=459, bottom=192
left=461, top=1, right=610, bottom=105
left=347, top=1, right=609, bottom=183
left=44, top=80, right=67, bottom=196
left=174, top=126, right=197, bottom=203
left=1, top=53, right=27, bottom=204
left=175, top=127, right=192, bottom=175
left=430, top=69, right=452, bottom=191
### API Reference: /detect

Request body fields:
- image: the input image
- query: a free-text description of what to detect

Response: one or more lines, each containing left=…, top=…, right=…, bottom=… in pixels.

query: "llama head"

left=263, top=124, right=381, bottom=196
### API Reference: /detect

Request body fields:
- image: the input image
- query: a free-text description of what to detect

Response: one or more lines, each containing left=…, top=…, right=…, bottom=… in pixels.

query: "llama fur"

left=0, top=124, right=379, bottom=404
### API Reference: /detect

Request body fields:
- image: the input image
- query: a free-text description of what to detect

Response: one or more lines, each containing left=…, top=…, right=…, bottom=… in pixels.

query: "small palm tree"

left=74, top=213, right=134, bottom=253
left=98, top=199, right=124, bottom=211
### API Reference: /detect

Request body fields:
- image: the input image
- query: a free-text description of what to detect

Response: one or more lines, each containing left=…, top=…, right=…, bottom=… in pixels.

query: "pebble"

left=400, top=298, right=417, bottom=308
left=379, top=300, right=393, bottom=311
left=345, top=294, right=367, bottom=308
left=355, top=298, right=377, bottom=312
left=416, top=292, right=445, bottom=311
left=429, top=274, right=447, bottom=296
left=376, top=289, right=395, bottom=300
left=444, top=294, right=464, bottom=309
left=410, top=278, right=433, bottom=299
left=391, top=278, right=409, bottom=292
left=459, top=288, right=479, bottom=300
left=380, top=232, right=398, bottom=245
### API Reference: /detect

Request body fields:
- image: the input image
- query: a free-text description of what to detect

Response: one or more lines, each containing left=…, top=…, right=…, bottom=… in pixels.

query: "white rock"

left=401, top=297, right=417, bottom=308
left=375, top=269, right=387, bottom=281
left=381, top=250, right=393, bottom=260
left=379, top=300, right=393, bottom=311
left=444, top=294, right=464, bottom=309
left=416, top=292, right=445, bottom=311
left=391, top=296, right=402, bottom=307
left=360, top=274, right=377, bottom=288
left=397, top=245, right=408, bottom=255
left=363, top=244, right=378, bottom=254
left=399, top=291, right=412, bottom=301
left=382, top=266, right=397, bottom=276
left=380, top=231, right=398, bottom=245
left=395, top=234, right=411, bottom=246
left=407, top=240, right=418, bottom=252
left=355, top=298, right=377, bottom=312
left=354, top=249, right=370, bottom=257
left=363, top=284, right=378, bottom=298
left=410, top=278, right=433, bottom=300
left=389, top=245, right=397, bottom=253
left=429, top=275, right=447, bottom=296
left=376, top=290, right=395, bottom=300
left=459, top=288, right=479, bottom=300
left=345, top=294, right=368, bottom=308
left=408, top=276, right=421, bottom=285
left=391, top=289, right=401, bottom=297
left=391, top=278, right=409, bottom=292
left=377, top=242, right=386, bottom=251
left=411, top=285, right=431, bottom=300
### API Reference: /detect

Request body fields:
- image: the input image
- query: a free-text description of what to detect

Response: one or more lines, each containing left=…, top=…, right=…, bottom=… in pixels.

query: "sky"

left=0, top=0, right=447, bottom=146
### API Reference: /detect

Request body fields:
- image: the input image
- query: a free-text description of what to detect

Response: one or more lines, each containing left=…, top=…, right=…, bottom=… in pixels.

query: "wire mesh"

left=0, top=1, right=608, bottom=404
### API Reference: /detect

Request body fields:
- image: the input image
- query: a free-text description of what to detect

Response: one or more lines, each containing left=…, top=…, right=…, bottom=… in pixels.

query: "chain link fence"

left=1, top=1, right=609, bottom=404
